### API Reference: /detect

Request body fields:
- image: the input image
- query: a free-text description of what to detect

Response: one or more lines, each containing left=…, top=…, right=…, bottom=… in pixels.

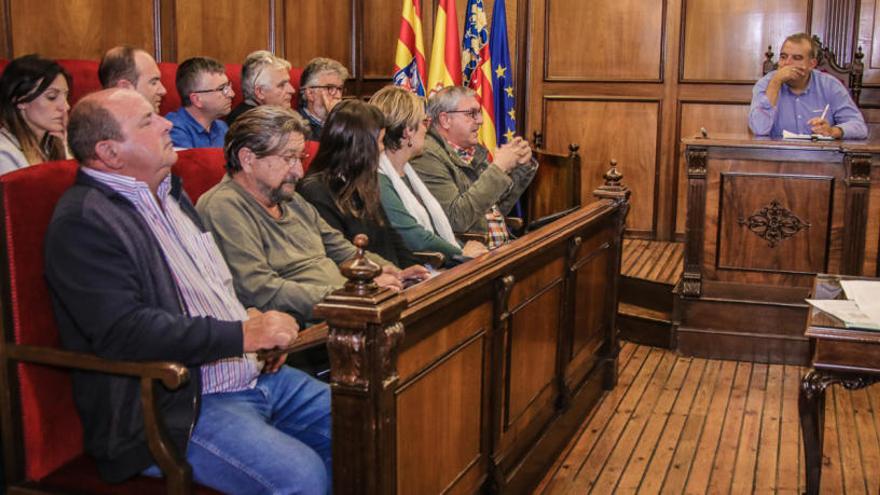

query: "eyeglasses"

left=270, top=151, right=310, bottom=166
left=444, top=108, right=481, bottom=120
left=306, top=85, right=344, bottom=96
left=190, top=82, right=233, bottom=96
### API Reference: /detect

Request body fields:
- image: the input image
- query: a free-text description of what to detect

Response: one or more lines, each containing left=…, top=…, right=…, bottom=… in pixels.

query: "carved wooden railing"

left=316, top=166, right=630, bottom=494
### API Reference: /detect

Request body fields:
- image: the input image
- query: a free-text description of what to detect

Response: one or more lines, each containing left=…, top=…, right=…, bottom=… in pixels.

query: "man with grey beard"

left=197, top=106, right=406, bottom=326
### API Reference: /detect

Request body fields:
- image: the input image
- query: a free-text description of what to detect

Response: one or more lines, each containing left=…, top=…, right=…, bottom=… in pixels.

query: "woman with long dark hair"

left=299, top=99, right=430, bottom=281
left=0, top=54, right=71, bottom=174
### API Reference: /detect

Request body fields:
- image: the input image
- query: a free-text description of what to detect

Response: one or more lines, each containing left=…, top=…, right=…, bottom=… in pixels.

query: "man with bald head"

left=44, top=88, right=331, bottom=493
left=98, top=46, right=168, bottom=113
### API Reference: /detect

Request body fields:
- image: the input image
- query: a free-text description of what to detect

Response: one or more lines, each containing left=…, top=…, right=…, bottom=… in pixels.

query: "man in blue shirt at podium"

left=749, top=32, right=867, bottom=140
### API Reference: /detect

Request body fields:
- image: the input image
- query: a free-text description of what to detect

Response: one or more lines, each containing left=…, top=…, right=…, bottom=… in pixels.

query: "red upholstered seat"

left=0, top=161, right=219, bottom=494
left=158, top=61, right=181, bottom=115
left=172, top=148, right=227, bottom=204
left=303, top=140, right=320, bottom=173
left=56, top=59, right=102, bottom=106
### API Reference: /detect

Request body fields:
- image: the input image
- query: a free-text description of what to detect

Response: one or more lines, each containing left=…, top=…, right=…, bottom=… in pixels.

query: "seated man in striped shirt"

left=44, top=88, right=331, bottom=494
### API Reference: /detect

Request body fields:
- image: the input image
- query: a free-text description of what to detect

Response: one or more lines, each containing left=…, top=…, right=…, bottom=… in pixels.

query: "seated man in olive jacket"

left=410, top=86, right=536, bottom=249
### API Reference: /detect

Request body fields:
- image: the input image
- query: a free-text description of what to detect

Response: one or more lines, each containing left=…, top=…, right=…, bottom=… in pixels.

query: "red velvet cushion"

left=0, top=59, right=8, bottom=75
left=40, top=456, right=221, bottom=495
left=1, top=161, right=83, bottom=481
left=172, top=148, right=227, bottom=204
left=158, top=62, right=181, bottom=116
left=56, top=60, right=102, bottom=106
left=303, top=140, right=320, bottom=174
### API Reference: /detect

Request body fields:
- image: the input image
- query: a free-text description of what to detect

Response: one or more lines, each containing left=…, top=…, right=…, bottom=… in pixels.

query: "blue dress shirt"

left=748, top=70, right=867, bottom=139
left=166, top=107, right=229, bottom=149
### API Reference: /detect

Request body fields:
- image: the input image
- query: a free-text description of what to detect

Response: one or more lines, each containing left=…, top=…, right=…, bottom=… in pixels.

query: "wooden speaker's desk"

left=678, top=134, right=880, bottom=364
left=799, top=274, right=880, bottom=495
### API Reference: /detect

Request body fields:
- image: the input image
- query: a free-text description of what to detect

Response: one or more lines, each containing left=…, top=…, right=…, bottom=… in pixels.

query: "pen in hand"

left=819, top=103, right=829, bottom=122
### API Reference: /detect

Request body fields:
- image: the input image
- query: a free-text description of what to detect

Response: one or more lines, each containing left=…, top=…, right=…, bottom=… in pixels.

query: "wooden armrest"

left=412, top=251, right=446, bottom=267
left=505, top=216, right=524, bottom=236
left=6, top=344, right=189, bottom=389
left=505, top=217, right=524, bottom=231
left=457, top=232, right=488, bottom=244
left=526, top=206, right=581, bottom=232
left=256, top=323, right=329, bottom=361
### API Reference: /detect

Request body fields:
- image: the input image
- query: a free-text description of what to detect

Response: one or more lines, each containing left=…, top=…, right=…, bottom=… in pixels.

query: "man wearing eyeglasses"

left=298, top=57, right=350, bottom=140
left=411, top=86, right=536, bottom=248
left=166, top=57, right=234, bottom=149
left=197, top=106, right=405, bottom=329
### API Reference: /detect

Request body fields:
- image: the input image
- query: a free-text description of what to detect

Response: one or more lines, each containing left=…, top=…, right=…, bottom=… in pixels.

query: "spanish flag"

left=392, top=0, right=427, bottom=96
left=427, top=0, right=462, bottom=95
left=462, top=0, right=496, bottom=154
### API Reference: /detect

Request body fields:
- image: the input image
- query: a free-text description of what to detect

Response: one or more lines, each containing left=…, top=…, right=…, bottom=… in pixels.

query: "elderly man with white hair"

left=225, top=50, right=296, bottom=125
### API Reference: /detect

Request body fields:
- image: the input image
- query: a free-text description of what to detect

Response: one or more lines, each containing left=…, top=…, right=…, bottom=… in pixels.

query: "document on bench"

left=782, top=130, right=834, bottom=141
left=806, top=299, right=880, bottom=330
left=840, top=280, right=880, bottom=327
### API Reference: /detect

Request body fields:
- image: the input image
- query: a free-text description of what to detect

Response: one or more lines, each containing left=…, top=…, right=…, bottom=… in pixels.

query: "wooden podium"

left=676, top=134, right=880, bottom=364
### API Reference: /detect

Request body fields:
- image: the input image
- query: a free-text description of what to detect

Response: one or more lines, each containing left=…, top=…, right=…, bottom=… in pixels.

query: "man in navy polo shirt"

left=166, top=57, right=233, bottom=149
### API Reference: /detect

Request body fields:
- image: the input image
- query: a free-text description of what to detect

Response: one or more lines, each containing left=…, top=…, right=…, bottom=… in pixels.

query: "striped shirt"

left=82, top=168, right=260, bottom=394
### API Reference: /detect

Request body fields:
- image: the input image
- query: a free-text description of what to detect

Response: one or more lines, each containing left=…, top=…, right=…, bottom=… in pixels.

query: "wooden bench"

left=318, top=168, right=630, bottom=493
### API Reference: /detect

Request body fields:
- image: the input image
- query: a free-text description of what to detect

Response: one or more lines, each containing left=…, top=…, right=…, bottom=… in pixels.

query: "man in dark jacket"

left=44, top=88, right=331, bottom=494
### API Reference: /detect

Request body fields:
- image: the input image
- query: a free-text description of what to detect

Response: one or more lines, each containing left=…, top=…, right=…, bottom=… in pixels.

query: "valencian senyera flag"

left=462, top=0, right=497, bottom=154
left=392, top=0, right=427, bottom=96
left=427, top=0, right=462, bottom=95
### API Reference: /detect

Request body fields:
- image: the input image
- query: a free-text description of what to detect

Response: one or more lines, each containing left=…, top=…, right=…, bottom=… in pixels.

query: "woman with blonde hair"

left=369, top=85, right=486, bottom=262
left=0, top=54, right=71, bottom=174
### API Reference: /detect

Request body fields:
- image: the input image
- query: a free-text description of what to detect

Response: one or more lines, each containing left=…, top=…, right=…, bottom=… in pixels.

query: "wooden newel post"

left=313, top=234, right=406, bottom=495
left=592, top=159, right=631, bottom=204
left=592, top=160, right=630, bottom=389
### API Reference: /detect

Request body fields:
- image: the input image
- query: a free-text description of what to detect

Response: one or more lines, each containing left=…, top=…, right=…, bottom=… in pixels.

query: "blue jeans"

left=145, top=366, right=331, bottom=494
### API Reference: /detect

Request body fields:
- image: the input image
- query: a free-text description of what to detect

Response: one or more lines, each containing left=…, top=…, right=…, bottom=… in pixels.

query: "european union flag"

left=490, top=0, right=514, bottom=146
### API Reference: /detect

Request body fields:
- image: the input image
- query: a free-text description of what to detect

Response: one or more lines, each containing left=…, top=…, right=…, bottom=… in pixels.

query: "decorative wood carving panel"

left=282, top=0, right=352, bottom=71
left=175, top=0, right=271, bottom=63
left=545, top=0, right=663, bottom=80
left=9, top=0, right=154, bottom=59
left=395, top=337, right=484, bottom=495
left=544, top=97, right=660, bottom=234
left=681, top=0, right=809, bottom=82
left=676, top=103, right=751, bottom=234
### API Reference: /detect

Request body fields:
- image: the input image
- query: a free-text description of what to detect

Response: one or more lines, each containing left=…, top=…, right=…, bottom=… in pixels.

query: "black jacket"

left=44, top=170, right=243, bottom=482
left=297, top=172, right=420, bottom=268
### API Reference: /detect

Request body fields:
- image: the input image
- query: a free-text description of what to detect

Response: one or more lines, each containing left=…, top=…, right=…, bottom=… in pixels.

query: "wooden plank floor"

left=621, top=240, right=683, bottom=285
left=535, top=343, right=880, bottom=494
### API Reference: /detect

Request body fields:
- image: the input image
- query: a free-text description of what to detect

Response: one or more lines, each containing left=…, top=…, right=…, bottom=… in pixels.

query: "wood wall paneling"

left=544, top=98, right=661, bottom=234
left=9, top=0, right=155, bottom=60
left=282, top=0, right=352, bottom=72
left=363, top=0, right=402, bottom=79
left=862, top=0, right=880, bottom=85
left=174, top=0, right=272, bottom=64
left=680, top=0, right=810, bottom=82
left=675, top=102, right=751, bottom=235
left=544, top=0, right=664, bottom=81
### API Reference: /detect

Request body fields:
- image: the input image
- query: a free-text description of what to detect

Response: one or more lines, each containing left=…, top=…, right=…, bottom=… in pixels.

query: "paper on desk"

left=782, top=130, right=834, bottom=141
left=840, top=280, right=880, bottom=326
left=806, top=299, right=880, bottom=330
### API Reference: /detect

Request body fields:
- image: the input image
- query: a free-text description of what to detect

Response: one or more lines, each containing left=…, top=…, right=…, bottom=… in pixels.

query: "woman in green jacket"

left=369, top=85, right=487, bottom=262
